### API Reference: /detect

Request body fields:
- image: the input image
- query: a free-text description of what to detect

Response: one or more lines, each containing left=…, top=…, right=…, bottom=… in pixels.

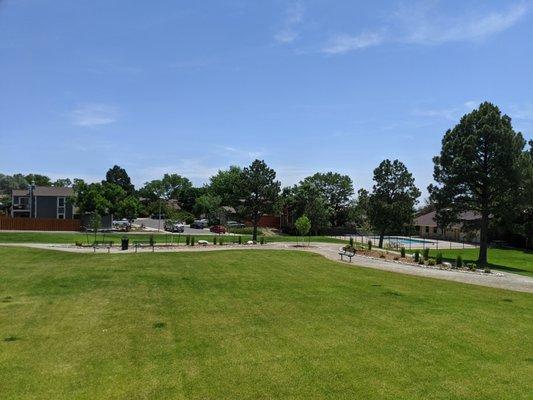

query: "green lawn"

left=419, top=248, right=533, bottom=276
left=1, top=247, right=531, bottom=399
left=0, top=231, right=346, bottom=245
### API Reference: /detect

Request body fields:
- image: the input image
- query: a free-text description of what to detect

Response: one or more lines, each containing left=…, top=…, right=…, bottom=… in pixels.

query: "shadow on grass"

left=440, top=255, right=529, bottom=276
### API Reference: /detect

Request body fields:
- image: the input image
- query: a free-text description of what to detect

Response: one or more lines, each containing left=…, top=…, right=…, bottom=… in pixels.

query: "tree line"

left=0, top=102, right=531, bottom=262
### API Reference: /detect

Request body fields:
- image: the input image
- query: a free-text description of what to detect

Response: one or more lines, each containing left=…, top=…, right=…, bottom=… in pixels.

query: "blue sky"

left=1, top=0, right=532, bottom=198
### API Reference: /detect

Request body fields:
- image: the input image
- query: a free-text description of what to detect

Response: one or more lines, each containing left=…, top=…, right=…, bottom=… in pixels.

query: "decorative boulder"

left=198, top=240, right=209, bottom=246
left=442, top=262, right=452, bottom=269
left=246, top=240, right=255, bottom=245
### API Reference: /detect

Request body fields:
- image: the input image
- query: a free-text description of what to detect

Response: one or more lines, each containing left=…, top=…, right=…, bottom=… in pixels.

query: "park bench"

left=133, top=240, right=155, bottom=252
left=92, top=240, right=114, bottom=253
left=338, top=249, right=355, bottom=262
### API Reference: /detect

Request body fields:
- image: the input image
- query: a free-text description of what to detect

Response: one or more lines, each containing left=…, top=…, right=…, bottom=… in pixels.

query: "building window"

left=425, top=226, right=429, bottom=233
left=57, top=197, right=66, bottom=219
left=433, top=227, right=438, bottom=234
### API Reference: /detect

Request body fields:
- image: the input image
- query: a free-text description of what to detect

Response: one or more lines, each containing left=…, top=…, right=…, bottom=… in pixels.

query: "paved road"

left=134, top=218, right=216, bottom=235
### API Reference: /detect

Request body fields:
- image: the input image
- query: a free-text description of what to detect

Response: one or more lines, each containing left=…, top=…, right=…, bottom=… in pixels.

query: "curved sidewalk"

left=1, top=242, right=532, bottom=293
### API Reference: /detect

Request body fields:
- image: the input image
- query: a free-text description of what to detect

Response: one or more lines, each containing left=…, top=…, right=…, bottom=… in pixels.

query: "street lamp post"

left=158, top=197, right=162, bottom=231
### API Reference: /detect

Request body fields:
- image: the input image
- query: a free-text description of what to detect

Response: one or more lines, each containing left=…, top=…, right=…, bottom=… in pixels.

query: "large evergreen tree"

left=368, top=159, right=420, bottom=248
left=240, top=160, right=280, bottom=241
left=105, top=165, right=135, bottom=195
left=430, top=102, right=526, bottom=265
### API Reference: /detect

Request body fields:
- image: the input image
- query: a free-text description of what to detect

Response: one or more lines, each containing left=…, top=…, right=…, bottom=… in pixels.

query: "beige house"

left=414, top=211, right=481, bottom=243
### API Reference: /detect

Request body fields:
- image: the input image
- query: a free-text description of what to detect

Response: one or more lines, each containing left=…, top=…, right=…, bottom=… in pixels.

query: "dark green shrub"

left=349, top=237, right=354, bottom=247
left=260, top=236, right=265, bottom=245
left=436, top=252, right=443, bottom=264
left=219, top=237, right=224, bottom=245
left=418, top=258, right=425, bottom=265
left=238, top=235, right=242, bottom=245
left=467, top=262, right=477, bottom=271
left=484, top=267, right=491, bottom=274
left=414, top=250, right=420, bottom=262
left=75, top=241, right=83, bottom=247
left=190, top=236, right=195, bottom=246
left=149, top=235, right=155, bottom=247
left=427, top=258, right=436, bottom=266
left=367, top=240, right=372, bottom=250
left=186, top=235, right=190, bottom=246
left=400, top=247, right=406, bottom=257
left=213, top=236, right=217, bottom=245
left=423, top=248, right=430, bottom=260
left=456, top=255, right=463, bottom=268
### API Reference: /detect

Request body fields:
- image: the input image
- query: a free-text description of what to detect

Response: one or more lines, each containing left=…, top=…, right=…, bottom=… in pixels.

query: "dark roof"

left=414, top=210, right=480, bottom=227
left=12, top=186, right=74, bottom=197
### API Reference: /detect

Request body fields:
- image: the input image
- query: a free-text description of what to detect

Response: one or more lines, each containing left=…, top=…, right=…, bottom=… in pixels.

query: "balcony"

left=13, top=204, right=30, bottom=211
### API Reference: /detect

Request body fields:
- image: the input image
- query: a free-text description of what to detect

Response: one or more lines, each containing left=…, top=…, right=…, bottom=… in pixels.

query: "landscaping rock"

left=442, top=262, right=452, bottom=269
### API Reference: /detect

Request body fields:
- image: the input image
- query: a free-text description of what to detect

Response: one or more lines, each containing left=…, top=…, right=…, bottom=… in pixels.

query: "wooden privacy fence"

left=0, top=217, right=81, bottom=231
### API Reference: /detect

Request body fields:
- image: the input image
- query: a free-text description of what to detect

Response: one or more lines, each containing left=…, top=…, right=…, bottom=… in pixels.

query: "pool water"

left=371, top=236, right=432, bottom=245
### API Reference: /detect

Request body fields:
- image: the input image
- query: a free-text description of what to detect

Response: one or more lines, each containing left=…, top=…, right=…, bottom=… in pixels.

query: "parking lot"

left=133, top=218, right=216, bottom=235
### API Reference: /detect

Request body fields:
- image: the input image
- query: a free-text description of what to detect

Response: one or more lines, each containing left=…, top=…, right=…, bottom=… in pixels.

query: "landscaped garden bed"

left=341, top=244, right=500, bottom=275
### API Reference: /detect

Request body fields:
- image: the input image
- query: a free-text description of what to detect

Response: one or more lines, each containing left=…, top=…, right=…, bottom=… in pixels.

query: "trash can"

left=121, top=238, right=129, bottom=250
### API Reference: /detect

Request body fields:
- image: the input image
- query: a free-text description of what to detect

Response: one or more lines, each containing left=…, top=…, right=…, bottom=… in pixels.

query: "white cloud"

left=70, top=103, right=119, bottom=127
left=274, top=1, right=304, bottom=44
left=509, top=103, right=533, bottom=120
left=395, top=1, right=529, bottom=45
left=218, top=145, right=263, bottom=160
left=321, top=1, right=529, bottom=55
left=412, top=101, right=483, bottom=121
left=321, top=32, right=383, bottom=54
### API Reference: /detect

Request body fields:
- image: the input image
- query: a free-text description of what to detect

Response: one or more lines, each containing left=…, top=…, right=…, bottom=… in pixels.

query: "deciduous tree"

left=368, top=159, right=420, bottom=248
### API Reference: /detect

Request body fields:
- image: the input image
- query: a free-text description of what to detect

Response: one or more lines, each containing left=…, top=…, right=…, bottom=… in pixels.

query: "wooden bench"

left=133, top=240, right=155, bottom=252
left=338, top=249, right=355, bottom=262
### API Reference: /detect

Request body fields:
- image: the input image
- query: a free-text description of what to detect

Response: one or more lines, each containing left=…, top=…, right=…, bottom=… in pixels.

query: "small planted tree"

left=186, top=235, right=191, bottom=246
left=414, top=250, right=420, bottom=262
left=456, top=255, right=463, bottom=268
left=367, top=240, right=372, bottom=250
left=400, top=247, right=406, bottom=258
left=89, top=212, right=102, bottom=244
left=190, top=236, right=195, bottom=246
left=423, top=248, right=430, bottom=261
left=436, top=252, right=443, bottom=265
left=295, top=215, right=311, bottom=246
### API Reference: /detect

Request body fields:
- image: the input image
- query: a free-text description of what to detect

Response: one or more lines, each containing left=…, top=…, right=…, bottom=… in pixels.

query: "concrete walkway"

left=1, top=242, right=532, bottom=293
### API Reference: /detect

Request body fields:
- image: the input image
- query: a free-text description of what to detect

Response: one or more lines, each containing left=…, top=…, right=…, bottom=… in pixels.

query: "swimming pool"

left=371, top=236, right=433, bottom=245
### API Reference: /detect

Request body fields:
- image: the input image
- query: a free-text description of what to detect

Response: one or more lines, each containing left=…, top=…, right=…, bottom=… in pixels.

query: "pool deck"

left=335, top=235, right=477, bottom=250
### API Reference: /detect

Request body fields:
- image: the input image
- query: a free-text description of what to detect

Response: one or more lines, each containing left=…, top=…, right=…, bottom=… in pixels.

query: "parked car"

left=190, top=219, right=209, bottom=229
left=151, top=213, right=166, bottom=220
left=210, top=225, right=226, bottom=234
left=113, top=219, right=131, bottom=231
left=227, top=220, right=245, bottom=229
left=164, top=220, right=185, bottom=233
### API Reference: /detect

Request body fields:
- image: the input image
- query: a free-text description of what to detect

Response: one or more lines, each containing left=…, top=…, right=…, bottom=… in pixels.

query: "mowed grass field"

left=421, top=248, right=533, bottom=276
left=1, top=247, right=532, bottom=399
left=0, top=231, right=347, bottom=245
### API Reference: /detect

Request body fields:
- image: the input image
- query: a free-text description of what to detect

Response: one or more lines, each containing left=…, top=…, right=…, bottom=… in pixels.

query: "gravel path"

left=1, top=242, right=532, bottom=293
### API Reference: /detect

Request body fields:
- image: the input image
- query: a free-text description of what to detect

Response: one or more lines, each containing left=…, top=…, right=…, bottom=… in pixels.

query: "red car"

left=210, top=225, right=226, bottom=234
